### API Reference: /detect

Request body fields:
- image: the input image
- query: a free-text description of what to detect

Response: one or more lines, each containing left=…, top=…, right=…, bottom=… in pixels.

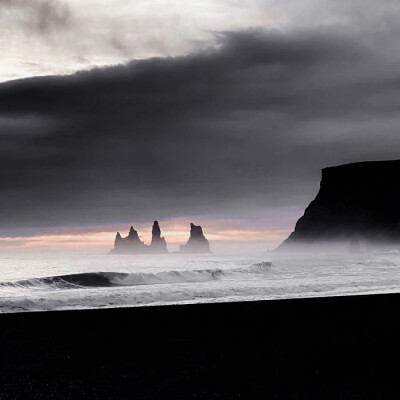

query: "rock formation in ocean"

left=180, top=223, right=211, bottom=253
left=110, top=221, right=212, bottom=255
left=112, top=226, right=148, bottom=254
left=149, top=221, right=168, bottom=253
left=279, top=160, right=400, bottom=251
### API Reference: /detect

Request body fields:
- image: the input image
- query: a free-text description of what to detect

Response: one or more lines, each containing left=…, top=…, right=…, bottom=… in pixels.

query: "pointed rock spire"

left=114, top=232, right=123, bottom=250
left=110, top=226, right=147, bottom=254
left=152, top=221, right=161, bottom=240
left=127, top=226, right=140, bottom=241
left=180, top=223, right=210, bottom=254
left=150, top=221, right=168, bottom=253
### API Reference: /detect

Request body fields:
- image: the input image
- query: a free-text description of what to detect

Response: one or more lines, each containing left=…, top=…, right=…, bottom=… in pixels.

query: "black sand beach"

left=1, top=294, right=399, bottom=399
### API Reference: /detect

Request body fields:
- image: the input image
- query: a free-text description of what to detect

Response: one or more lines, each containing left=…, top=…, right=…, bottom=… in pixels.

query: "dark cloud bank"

left=1, top=29, right=399, bottom=231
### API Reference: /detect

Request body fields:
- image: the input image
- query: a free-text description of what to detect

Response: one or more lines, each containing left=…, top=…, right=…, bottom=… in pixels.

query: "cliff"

left=279, top=160, right=400, bottom=251
left=180, top=223, right=211, bottom=253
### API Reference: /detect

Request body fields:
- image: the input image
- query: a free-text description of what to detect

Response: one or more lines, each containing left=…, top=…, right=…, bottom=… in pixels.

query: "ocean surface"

left=0, top=251, right=399, bottom=313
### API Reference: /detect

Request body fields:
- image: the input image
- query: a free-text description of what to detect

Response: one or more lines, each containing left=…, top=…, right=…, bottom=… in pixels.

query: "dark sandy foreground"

left=0, top=294, right=400, bottom=399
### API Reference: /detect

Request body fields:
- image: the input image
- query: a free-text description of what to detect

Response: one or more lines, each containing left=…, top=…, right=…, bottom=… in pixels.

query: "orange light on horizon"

left=0, top=217, right=291, bottom=252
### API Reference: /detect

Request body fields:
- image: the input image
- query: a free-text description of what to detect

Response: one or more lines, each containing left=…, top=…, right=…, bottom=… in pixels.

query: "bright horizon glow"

left=0, top=217, right=293, bottom=253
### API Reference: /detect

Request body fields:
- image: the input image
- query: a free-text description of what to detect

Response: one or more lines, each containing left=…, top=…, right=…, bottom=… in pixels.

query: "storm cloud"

left=1, top=28, right=400, bottom=230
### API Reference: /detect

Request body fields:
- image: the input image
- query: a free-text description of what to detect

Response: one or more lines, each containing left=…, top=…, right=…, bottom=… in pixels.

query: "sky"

left=1, top=0, right=400, bottom=252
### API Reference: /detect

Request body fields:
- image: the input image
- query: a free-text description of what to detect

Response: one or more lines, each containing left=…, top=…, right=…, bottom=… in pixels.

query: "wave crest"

left=0, top=261, right=273, bottom=291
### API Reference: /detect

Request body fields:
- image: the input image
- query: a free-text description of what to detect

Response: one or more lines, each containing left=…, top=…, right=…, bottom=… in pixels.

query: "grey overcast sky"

left=0, top=0, right=400, bottom=247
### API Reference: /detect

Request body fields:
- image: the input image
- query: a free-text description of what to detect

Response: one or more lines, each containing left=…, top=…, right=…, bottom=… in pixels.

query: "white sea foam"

left=0, top=261, right=273, bottom=291
left=0, top=253, right=399, bottom=313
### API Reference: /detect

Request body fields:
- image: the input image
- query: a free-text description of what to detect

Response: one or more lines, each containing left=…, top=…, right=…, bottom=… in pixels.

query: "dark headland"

left=279, top=160, right=400, bottom=251
left=1, top=294, right=400, bottom=399
left=110, top=221, right=210, bottom=254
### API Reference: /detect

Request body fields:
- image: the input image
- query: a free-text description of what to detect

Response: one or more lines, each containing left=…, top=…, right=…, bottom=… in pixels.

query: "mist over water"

left=0, top=248, right=399, bottom=313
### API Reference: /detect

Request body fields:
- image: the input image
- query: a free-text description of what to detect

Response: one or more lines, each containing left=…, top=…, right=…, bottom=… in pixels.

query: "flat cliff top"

left=280, top=159, right=400, bottom=248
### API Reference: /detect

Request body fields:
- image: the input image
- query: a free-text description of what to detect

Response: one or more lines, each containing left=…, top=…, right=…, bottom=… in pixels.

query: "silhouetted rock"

left=180, top=223, right=210, bottom=253
left=111, top=226, right=148, bottom=254
left=150, top=221, right=168, bottom=253
left=127, top=226, right=141, bottom=242
left=114, top=232, right=123, bottom=249
left=279, top=160, right=400, bottom=251
left=110, top=222, right=169, bottom=254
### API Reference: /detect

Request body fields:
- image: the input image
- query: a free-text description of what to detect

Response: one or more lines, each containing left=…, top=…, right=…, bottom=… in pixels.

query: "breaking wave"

left=0, top=261, right=272, bottom=291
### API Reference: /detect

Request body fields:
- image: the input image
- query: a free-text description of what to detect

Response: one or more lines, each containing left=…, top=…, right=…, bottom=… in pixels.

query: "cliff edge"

left=279, top=160, right=400, bottom=251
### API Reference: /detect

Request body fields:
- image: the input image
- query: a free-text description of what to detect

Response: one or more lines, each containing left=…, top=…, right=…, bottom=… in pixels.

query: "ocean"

left=0, top=250, right=399, bottom=313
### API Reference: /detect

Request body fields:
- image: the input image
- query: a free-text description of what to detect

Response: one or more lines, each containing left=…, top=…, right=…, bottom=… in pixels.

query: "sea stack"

left=110, top=222, right=169, bottom=254
left=278, top=160, right=400, bottom=251
left=180, top=223, right=211, bottom=254
left=149, top=221, right=168, bottom=253
left=112, top=226, right=148, bottom=254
